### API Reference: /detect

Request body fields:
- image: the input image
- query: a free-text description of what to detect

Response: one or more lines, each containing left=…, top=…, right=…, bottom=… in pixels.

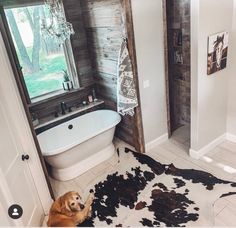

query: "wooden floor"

left=46, top=133, right=236, bottom=226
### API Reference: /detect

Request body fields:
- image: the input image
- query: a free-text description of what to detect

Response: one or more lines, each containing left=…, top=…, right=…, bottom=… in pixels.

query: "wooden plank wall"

left=80, top=0, right=121, bottom=107
left=80, top=0, right=136, bottom=147
left=63, top=0, right=95, bottom=87
left=29, top=86, right=95, bottom=119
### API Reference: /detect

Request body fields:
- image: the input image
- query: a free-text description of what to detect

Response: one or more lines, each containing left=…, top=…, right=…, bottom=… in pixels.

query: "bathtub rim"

left=37, top=110, right=121, bottom=156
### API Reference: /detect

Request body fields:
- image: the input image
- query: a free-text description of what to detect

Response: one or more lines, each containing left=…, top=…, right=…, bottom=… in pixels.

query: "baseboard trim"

left=146, top=133, right=168, bottom=152
left=189, top=134, right=226, bottom=159
left=226, top=133, right=236, bottom=143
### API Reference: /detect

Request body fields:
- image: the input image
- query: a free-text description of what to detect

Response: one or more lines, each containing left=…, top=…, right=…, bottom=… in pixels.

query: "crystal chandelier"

left=41, top=0, right=75, bottom=45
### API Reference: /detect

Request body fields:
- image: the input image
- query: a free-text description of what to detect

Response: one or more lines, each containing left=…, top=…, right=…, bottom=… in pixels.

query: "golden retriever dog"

left=47, top=191, right=94, bottom=227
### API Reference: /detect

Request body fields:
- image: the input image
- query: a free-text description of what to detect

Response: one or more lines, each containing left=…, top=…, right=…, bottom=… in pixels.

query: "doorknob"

left=22, top=154, right=30, bottom=161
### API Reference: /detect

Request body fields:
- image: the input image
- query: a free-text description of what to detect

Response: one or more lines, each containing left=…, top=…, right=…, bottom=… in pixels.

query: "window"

left=4, top=4, right=78, bottom=101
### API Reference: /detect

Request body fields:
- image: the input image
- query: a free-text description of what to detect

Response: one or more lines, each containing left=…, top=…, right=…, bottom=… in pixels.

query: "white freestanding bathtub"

left=37, top=110, right=121, bottom=181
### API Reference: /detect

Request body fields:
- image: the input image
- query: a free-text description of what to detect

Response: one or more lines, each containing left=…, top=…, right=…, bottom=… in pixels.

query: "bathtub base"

left=51, top=143, right=115, bottom=181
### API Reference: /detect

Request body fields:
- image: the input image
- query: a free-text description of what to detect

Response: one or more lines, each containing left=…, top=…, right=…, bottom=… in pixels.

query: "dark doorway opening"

left=164, top=0, right=191, bottom=148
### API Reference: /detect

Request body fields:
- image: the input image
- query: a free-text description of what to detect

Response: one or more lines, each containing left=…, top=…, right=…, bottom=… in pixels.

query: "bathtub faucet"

left=60, top=102, right=67, bottom=115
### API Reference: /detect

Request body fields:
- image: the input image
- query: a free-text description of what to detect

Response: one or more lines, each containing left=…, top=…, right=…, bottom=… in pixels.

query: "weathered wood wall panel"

left=63, top=0, right=95, bottom=87
left=80, top=0, right=137, bottom=147
left=29, top=86, right=95, bottom=119
left=121, top=0, right=145, bottom=152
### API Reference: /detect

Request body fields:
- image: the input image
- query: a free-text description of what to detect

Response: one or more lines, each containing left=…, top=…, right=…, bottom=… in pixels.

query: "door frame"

left=122, top=0, right=145, bottom=153
left=162, top=0, right=172, bottom=138
left=162, top=0, right=192, bottom=141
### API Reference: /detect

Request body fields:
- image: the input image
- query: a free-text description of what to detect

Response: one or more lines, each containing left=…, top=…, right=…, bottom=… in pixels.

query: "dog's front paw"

left=88, top=206, right=92, bottom=218
left=87, top=192, right=94, bottom=205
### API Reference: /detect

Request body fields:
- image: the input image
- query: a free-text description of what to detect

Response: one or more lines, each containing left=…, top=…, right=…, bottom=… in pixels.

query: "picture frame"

left=207, top=31, right=229, bottom=75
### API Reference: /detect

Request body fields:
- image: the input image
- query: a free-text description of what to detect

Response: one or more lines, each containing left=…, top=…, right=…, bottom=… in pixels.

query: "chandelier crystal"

left=41, top=0, right=75, bottom=45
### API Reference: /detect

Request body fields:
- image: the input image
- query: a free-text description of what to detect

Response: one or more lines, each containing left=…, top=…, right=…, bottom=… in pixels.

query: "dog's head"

left=59, top=191, right=85, bottom=215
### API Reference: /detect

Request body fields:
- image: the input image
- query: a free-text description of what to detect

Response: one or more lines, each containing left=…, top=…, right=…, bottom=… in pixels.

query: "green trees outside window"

left=5, top=5, right=68, bottom=99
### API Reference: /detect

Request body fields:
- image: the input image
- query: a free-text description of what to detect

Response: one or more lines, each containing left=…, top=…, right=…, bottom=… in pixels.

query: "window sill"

left=28, top=87, right=85, bottom=108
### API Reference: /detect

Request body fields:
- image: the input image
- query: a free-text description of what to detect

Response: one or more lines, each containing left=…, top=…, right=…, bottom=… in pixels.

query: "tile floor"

left=46, top=133, right=236, bottom=226
left=170, top=124, right=190, bottom=148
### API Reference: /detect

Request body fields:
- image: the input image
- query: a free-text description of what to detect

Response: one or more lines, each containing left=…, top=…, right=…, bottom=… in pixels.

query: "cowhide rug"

left=79, top=147, right=236, bottom=227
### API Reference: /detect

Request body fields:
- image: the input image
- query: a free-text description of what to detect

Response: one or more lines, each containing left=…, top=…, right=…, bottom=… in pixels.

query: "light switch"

left=143, top=80, right=150, bottom=89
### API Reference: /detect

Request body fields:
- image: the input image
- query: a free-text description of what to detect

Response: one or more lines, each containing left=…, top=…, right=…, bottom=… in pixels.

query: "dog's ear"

left=50, top=197, right=62, bottom=214
left=60, top=195, right=74, bottom=217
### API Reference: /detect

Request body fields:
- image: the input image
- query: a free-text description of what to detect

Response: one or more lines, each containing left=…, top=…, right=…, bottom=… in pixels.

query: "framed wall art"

left=207, top=31, right=229, bottom=75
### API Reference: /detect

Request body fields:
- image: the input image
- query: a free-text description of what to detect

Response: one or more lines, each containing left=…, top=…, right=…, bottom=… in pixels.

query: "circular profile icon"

left=8, top=204, right=23, bottom=219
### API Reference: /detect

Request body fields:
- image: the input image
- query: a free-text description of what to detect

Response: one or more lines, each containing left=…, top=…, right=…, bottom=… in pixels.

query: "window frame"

left=2, top=0, right=80, bottom=104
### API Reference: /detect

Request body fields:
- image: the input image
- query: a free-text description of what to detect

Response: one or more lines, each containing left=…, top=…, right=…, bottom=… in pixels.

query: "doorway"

left=164, top=0, right=191, bottom=149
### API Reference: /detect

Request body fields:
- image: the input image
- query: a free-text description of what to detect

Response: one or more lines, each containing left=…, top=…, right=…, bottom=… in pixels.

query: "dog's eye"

left=71, top=202, right=75, bottom=206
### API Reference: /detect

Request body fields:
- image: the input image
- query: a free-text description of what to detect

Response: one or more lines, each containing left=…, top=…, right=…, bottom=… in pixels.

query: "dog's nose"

left=80, top=204, right=85, bottom=209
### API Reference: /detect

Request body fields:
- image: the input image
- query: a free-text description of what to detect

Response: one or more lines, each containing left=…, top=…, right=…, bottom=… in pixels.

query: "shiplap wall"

left=29, top=85, right=95, bottom=119
left=63, top=0, right=95, bottom=87
left=80, top=0, right=137, bottom=147
left=80, top=0, right=122, bottom=107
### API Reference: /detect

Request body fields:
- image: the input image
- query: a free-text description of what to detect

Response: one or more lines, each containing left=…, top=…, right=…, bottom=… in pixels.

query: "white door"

left=0, top=99, right=44, bottom=226
left=0, top=29, right=53, bottom=226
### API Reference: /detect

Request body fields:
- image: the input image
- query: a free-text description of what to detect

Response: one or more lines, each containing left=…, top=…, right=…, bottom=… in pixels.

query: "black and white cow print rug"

left=79, top=147, right=236, bottom=227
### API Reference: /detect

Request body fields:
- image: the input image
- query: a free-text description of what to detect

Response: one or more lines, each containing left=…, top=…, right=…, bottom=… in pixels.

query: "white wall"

left=191, top=0, right=234, bottom=151
left=227, top=0, right=236, bottom=138
left=131, top=0, right=235, bottom=151
left=131, top=0, right=168, bottom=145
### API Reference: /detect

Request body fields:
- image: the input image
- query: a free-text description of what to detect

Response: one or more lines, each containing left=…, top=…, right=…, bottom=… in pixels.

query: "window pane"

left=5, top=5, right=68, bottom=99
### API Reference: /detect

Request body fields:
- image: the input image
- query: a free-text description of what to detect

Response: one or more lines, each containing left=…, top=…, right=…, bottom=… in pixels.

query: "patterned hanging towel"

left=117, top=39, right=138, bottom=116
